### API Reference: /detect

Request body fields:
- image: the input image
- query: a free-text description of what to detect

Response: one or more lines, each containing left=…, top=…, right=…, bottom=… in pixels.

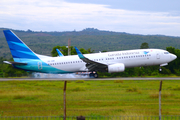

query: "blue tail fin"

left=3, top=30, right=40, bottom=62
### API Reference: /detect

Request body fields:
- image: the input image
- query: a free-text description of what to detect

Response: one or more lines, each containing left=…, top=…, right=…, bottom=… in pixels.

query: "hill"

left=0, top=28, right=180, bottom=59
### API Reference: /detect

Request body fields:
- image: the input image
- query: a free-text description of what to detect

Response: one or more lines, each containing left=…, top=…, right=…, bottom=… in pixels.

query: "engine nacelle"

left=108, top=63, right=125, bottom=73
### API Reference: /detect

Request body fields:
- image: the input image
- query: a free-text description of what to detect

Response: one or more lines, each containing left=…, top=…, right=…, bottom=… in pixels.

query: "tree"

left=140, top=42, right=149, bottom=49
left=51, top=46, right=68, bottom=57
left=87, top=48, right=94, bottom=53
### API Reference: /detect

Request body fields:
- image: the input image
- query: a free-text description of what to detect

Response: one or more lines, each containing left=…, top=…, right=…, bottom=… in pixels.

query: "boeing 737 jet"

left=3, top=30, right=177, bottom=78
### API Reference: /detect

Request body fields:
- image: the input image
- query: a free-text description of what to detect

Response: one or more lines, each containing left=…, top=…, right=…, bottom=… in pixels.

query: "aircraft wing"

left=75, top=47, right=108, bottom=72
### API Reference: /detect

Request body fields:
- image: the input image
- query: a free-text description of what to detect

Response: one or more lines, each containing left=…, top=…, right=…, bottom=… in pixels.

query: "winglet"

left=75, top=47, right=85, bottom=59
left=56, top=49, right=64, bottom=57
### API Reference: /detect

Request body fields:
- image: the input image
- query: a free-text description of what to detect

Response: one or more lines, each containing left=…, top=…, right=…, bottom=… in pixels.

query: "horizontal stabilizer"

left=3, top=61, right=27, bottom=65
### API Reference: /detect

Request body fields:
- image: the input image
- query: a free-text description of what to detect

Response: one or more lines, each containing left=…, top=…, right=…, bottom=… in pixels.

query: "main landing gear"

left=89, top=71, right=98, bottom=78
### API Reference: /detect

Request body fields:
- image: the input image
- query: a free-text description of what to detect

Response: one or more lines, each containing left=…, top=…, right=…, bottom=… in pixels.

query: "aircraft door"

left=38, top=62, right=42, bottom=70
left=156, top=51, right=160, bottom=59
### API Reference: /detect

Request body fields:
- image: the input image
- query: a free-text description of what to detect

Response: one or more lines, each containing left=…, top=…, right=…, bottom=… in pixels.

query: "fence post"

left=64, top=81, right=67, bottom=120
left=159, top=81, right=162, bottom=120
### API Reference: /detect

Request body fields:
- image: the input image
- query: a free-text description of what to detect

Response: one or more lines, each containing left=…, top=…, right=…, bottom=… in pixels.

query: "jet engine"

left=108, top=63, right=125, bottom=73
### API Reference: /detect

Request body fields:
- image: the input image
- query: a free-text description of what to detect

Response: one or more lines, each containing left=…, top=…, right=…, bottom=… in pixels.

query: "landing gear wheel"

left=159, top=66, right=162, bottom=72
left=89, top=72, right=98, bottom=78
left=93, top=73, right=98, bottom=78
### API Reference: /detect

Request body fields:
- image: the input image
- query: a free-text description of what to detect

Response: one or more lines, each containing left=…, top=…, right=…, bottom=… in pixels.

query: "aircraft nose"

left=170, top=54, right=177, bottom=60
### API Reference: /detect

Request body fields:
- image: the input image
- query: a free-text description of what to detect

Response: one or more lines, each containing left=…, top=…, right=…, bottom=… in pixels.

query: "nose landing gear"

left=159, top=67, right=162, bottom=72
left=159, top=63, right=168, bottom=72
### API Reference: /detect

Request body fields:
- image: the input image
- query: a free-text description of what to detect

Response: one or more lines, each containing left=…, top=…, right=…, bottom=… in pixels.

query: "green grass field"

left=0, top=80, right=180, bottom=117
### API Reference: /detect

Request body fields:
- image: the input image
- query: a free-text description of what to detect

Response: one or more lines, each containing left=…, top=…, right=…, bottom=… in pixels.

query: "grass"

left=0, top=80, right=180, bottom=117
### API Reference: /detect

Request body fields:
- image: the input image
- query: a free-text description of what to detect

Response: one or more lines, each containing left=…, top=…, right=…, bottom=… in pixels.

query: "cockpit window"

left=164, top=52, right=169, bottom=54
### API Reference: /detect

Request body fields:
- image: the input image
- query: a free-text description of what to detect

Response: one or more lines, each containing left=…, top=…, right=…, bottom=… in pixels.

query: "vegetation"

left=0, top=80, right=180, bottom=116
left=140, top=42, right=149, bottom=49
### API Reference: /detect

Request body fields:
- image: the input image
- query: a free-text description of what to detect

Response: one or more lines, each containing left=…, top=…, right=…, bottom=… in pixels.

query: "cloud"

left=0, top=0, right=180, bottom=36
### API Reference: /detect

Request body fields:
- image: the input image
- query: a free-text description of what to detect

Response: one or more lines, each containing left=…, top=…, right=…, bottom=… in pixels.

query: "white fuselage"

left=37, top=49, right=176, bottom=73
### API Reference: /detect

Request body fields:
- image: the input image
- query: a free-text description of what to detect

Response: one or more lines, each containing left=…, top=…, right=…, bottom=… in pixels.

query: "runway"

left=0, top=77, right=180, bottom=81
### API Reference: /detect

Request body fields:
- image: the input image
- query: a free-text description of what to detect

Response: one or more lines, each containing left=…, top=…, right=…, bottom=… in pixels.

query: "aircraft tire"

left=89, top=72, right=98, bottom=78
left=93, top=73, right=98, bottom=78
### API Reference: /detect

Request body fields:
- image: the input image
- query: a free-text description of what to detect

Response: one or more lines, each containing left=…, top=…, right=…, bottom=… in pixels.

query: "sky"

left=1, top=0, right=180, bottom=36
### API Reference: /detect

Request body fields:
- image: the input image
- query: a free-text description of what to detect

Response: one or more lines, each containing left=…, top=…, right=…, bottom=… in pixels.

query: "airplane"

left=3, top=30, right=177, bottom=78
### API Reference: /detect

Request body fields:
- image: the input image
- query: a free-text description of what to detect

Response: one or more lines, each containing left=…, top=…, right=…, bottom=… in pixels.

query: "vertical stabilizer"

left=3, top=30, right=40, bottom=62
